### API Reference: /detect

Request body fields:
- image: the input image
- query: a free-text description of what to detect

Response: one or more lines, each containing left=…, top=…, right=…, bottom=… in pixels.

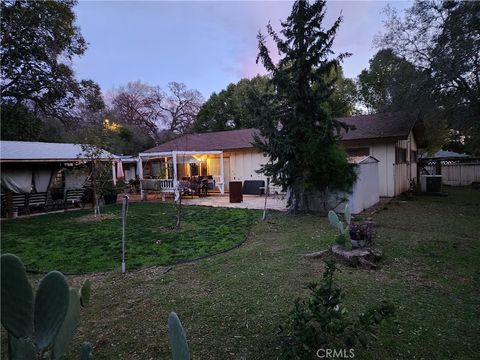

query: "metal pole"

left=262, top=178, right=270, bottom=221
left=121, top=195, right=129, bottom=273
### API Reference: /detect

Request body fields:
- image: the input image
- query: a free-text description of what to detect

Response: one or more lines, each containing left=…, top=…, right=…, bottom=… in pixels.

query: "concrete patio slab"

left=182, top=194, right=288, bottom=211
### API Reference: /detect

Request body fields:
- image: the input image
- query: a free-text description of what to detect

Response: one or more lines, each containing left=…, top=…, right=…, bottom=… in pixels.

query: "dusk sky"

left=73, top=1, right=412, bottom=98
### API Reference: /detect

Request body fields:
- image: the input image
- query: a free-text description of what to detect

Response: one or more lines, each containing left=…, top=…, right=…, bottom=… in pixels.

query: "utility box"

left=229, top=181, right=243, bottom=203
left=420, top=175, right=443, bottom=193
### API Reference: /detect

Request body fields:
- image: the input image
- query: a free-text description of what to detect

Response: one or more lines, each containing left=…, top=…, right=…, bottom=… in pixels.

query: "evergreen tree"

left=253, top=0, right=356, bottom=213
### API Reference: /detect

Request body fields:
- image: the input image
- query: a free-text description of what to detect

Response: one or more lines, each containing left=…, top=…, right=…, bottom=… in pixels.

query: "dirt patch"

left=73, top=213, right=119, bottom=223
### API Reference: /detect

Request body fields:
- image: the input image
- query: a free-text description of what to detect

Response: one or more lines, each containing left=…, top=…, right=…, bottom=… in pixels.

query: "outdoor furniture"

left=1, top=193, right=28, bottom=216
left=64, top=188, right=85, bottom=209
left=229, top=181, right=243, bottom=203
left=27, top=192, right=48, bottom=213
left=243, top=180, right=265, bottom=195
left=207, top=176, right=215, bottom=190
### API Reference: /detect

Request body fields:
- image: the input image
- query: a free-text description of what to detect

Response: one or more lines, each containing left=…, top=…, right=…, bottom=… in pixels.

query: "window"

left=189, top=163, right=199, bottom=176
left=395, top=147, right=407, bottom=164
left=346, top=147, right=370, bottom=157
left=410, top=150, right=418, bottom=163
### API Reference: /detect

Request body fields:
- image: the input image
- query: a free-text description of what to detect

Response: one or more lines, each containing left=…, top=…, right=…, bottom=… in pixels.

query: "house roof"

left=144, top=111, right=419, bottom=153
left=0, top=140, right=114, bottom=162
left=144, top=128, right=259, bottom=153
left=338, top=111, right=418, bottom=142
left=349, top=155, right=380, bottom=164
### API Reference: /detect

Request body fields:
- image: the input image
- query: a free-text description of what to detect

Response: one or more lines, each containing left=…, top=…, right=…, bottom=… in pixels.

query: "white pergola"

left=137, top=150, right=225, bottom=195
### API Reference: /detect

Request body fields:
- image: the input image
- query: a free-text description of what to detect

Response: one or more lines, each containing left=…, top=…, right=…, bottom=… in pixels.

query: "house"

left=138, top=111, right=423, bottom=198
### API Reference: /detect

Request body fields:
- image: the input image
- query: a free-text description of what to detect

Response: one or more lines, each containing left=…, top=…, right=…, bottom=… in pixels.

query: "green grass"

left=2, top=187, right=479, bottom=359
left=1, top=203, right=260, bottom=273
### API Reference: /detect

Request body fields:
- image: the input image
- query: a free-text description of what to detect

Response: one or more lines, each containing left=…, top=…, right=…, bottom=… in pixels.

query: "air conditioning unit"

left=420, top=175, right=443, bottom=193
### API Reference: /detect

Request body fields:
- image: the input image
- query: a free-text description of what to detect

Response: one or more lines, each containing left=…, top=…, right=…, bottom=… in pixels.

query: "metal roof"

left=0, top=141, right=114, bottom=162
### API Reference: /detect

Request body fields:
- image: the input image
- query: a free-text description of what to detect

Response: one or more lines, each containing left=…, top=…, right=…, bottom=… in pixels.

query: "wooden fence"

left=440, top=163, right=480, bottom=186
left=419, top=158, right=480, bottom=186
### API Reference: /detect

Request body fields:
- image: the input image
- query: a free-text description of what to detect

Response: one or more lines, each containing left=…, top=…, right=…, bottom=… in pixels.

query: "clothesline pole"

left=121, top=195, right=129, bottom=274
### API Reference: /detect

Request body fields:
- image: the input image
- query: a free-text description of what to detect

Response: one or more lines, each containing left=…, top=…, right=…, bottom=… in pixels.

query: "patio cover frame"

left=137, top=150, right=225, bottom=195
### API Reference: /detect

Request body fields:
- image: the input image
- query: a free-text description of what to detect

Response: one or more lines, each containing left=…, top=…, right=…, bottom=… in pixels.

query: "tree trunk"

left=91, top=162, right=100, bottom=216
left=304, top=245, right=383, bottom=269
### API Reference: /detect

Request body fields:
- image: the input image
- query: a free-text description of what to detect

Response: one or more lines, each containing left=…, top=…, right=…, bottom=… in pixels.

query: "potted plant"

left=349, top=221, right=374, bottom=248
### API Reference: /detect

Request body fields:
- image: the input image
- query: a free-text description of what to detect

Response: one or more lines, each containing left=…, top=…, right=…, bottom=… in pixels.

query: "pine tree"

left=253, top=0, right=357, bottom=213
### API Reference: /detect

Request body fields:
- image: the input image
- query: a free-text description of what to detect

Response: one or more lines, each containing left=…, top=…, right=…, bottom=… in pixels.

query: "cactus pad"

left=53, top=288, right=81, bottom=359
left=168, top=312, right=190, bottom=360
left=34, top=271, right=69, bottom=350
left=1, top=254, right=34, bottom=338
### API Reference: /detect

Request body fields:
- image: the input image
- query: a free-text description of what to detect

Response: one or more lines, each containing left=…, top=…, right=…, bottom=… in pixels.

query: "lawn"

left=1, top=203, right=260, bottom=273
left=3, top=187, right=480, bottom=359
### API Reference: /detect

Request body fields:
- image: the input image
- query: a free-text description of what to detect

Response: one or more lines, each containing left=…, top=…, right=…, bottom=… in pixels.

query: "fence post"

left=121, top=195, right=129, bottom=273
left=435, top=160, right=442, bottom=175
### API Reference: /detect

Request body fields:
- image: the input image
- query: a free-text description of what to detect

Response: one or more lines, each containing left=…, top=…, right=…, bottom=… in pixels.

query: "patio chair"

left=64, top=188, right=86, bottom=210
left=27, top=192, right=48, bottom=214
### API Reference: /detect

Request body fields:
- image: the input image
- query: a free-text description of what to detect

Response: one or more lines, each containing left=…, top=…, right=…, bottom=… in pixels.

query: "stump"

left=304, top=245, right=383, bottom=269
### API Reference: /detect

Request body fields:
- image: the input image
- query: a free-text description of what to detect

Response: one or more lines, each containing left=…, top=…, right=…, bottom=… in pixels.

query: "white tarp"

left=1, top=167, right=33, bottom=193
left=64, top=168, right=89, bottom=190
left=33, top=166, right=57, bottom=192
left=1, top=165, right=59, bottom=194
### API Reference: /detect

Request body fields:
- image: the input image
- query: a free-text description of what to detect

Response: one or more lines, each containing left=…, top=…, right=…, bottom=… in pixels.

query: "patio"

left=181, top=194, right=287, bottom=210
left=123, top=192, right=288, bottom=211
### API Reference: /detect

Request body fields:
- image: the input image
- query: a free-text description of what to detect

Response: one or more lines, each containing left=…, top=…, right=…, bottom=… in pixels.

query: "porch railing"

left=141, top=179, right=175, bottom=192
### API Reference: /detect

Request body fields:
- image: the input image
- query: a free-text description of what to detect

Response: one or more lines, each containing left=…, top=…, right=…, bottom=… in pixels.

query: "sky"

left=73, top=1, right=412, bottom=99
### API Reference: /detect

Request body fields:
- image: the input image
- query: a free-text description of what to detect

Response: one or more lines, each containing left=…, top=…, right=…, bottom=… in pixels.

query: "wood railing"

left=141, top=179, right=175, bottom=192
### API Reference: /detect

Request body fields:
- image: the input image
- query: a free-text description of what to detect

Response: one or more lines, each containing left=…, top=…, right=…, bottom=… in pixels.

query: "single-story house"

left=138, top=111, right=422, bottom=198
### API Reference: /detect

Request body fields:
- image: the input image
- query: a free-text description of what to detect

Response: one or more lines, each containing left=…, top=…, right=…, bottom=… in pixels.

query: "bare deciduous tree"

left=159, top=82, right=204, bottom=134
left=107, top=81, right=204, bottom=141
left=109, top=81, right=163, bottom=137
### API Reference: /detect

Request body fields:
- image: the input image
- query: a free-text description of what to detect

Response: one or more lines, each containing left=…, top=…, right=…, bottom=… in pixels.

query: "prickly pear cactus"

left=53, top=288, right=81, bottom=359
left=34, top=271, right=70, bottom=350
left=344, top=204, right=351, bottom=225
left=1, top=253, right=92, bottom=360
left=168, top=312, right=190, bottom=360
left=1, top=254, right=34, bottom=339
left=80, top=279, right=92, bottom=306
left=80, top=342, right=93, bottom=360
left=327, top=208, right=351, bottom=247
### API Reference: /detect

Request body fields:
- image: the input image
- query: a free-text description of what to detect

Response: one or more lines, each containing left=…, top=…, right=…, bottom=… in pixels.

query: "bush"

left=279, top=259, right=394, bottom=359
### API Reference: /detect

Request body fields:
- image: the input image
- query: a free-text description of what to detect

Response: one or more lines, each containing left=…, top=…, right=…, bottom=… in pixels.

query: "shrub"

left=279, top=259, right=394, bottom=359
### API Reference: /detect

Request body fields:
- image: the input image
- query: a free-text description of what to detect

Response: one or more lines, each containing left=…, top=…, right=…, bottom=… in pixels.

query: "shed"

left=0, top=140, right=115, bottom=199
left=343, top=156, right=380, bottom=214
